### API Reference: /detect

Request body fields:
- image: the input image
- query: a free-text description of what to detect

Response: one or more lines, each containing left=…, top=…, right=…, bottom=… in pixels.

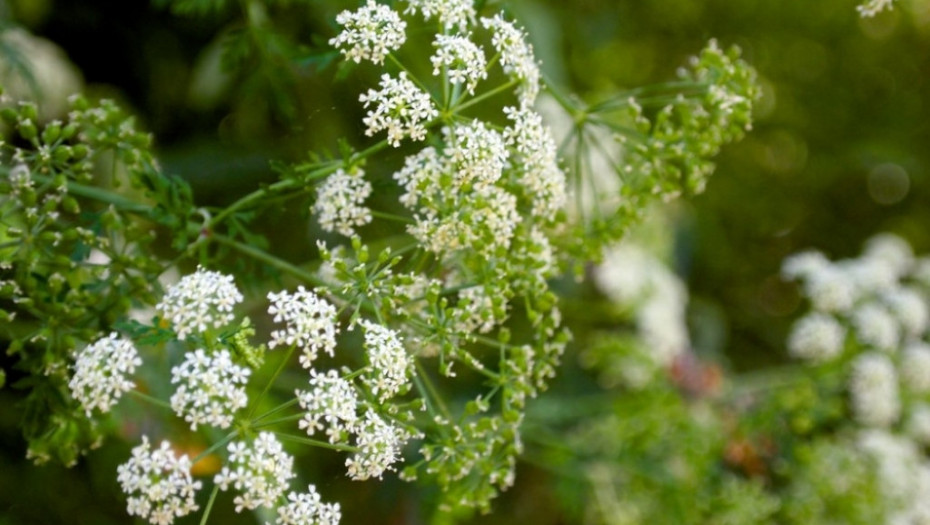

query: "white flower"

left=393, top=146, right=446, bottom=210
left=313, top=167, right=372, bottom=237
left=864, top=233, right=913, bottom=277
left=857, top=0, right=895, bottom=18
left=156, top=266, right=243, bottom=340
left=882, top=287, right=929, bottom=338
left=329, top=0, right=406, bottom=65
left=267, top=286, right=339, bottom=368
left=117, top=437, right=202, bottom=525
left=908, top=404, right=930, bottom=446
left=787, top=313, right=845, bottom=363
left=170, top=349, right=250, bottom=430
left=360, top=320, right=412, bottom=402
left=69, top=332, right=141, bottom=416
left=215, top=432, right=296, bottom=513
left=782, top=250, right=830, bottom=281
left=443, top=121, right=508, bottom=189
left=849, top=352, right=900, bottom=427
left=803, top=266, right=857, bottom=313
left=481, top=15, right=540, bottom=105
left=901, top=342, right=930, bottom=393
left=431, top=33, right=487, bottom=94
left=503, top=104, right=566, bottom=222
left=272, top=485, right=341, bottom=525
left=852, top=303, right=900, bottom=352
left=405, top=0, right=475, bottom=31
left=296, top=369, right=358, bottom=444
left=857, top=429, right=920, bottom=503
left=360, top=72, right=438, bottom=147
left=345, top=409, right=410, bottom=481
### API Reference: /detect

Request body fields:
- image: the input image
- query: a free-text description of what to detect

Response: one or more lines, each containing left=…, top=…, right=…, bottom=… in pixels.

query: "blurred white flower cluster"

left=68, top=332, right=141, bottom=417
left=117, top=437, right=202, bottom=525
left=156, top=266, right=244, bottom=340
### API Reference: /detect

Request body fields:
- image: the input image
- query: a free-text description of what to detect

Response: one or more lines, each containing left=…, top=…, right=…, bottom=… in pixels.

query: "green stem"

left=212, top=234, right=326, bottom=288
left=252, top=412, right=305, bottom=429
left=414, top=359, right=451, bottom=420
left=128, top=389, right=172, bottom=410
left=247, top=343, right=298, bottom=420
left=452, top=79, right=519, bottom=113
left=370, top=209, right=415, bottom=224
left=251, top=396, right=300, bottom=424
left=274, top=432, right=358, bottom=452
left=193, top=430, right=239, bottom=465
left=198, top=485, right=220, bottom=525
left=32, top=174, right=152, bottom=215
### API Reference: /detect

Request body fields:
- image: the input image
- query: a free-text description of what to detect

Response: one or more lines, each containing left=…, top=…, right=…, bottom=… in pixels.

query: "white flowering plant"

left=0, top=0, right=790, bottom=522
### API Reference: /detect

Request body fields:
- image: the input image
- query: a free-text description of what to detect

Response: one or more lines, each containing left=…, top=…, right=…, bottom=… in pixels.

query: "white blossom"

left=782, top=250, right=830, bottom=281
left=360, top=320, right=412, bottom=402
left=296, top=369, right=358, bottom=444
left=215, top=432, right=296, bottom=513
left=443, top=121, right=508, bottom=190
left=852, top=303, right=900, bottom=352
left=850, top=352, right=900, bottom=427
left=503, top=104, right=567, bottom=222
left=69, top=332, right=141, bottom=416
left=803, top=265, right=857, bottom=313
left=117, top=437, right=202, bottom=525
left=882, top=287, right=929, bottom=338
left=156, top=266, right=243, bottom=340
left=481, top=15, right=540, bottom=105
left=360, top=72, right=438, bottom=147
left=901, top=342, right=930, bottom=393
left=431, top=33, right=487, bottom=94
left=405, top=0, right=475, bottom=31
left=267, top=286, right=339, bottom=368
left=864, top=233, right=913, bottom=277
left=313, top=167, right=372, bottom=237
left=908, top=404, right=930, bottom=446
left=329, top=0, right=406, bottom=65
left=170, top=349, right=250, bottom=430
left=345, top=409, right=411, bottom=481
left=787, top=313, right=846, bottom=363
left=272, top=485, right=341, bottom=525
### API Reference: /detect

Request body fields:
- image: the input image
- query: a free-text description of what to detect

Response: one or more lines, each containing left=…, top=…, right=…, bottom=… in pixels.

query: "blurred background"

left=2, top=0, right=930, bottom=523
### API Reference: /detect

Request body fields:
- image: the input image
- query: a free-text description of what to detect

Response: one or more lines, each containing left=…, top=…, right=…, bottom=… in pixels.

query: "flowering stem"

left=413, top=359, right=451, bottom=420
left=32, top=174, right=152, bottom=215
left=199, top=485, right=220, bottom=525
left=127, top=389, right=172, bottom=410
left=212, top=234, right=326, bottom=288
left=251, top=412, right=305, bottom=429
left=274, top=432, right=359, bottom=453
left=369, top=209, right=415, bottom=224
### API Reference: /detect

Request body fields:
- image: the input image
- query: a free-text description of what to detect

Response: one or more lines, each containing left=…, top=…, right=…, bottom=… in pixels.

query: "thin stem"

left=252, top=413, right=305, bottom=429
left=198, top=485, right=220, bottom=525
left=193, top=430, right=239, bottom=465
left=251, top=397, right=300, bottom=424
left=414, top=359, right=451, bottom=420
left=128, top=389, right=172, bottom=410
left=274, top=432, right=358, bottom=453
left=31, top=174, right=151, bottom=215
left=451, top=79, right=519, bottom=113
left=212, top=234, right=326, bottom=288
left=370, top=209, right=415, bottom=224
left=247, top=343, right=298, bottom=420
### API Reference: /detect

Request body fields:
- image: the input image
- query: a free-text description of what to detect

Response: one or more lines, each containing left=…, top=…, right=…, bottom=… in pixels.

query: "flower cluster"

left=360, top=72, right=438, bottom=147
left=329, top=0, right=406, bottom=65
left=117, top=437, right=201, bottom=525
left=405, top=0, right=475, bottom=31
left=858, top=0, right=895, bottom=17
left=267, top=287, right=339, bottom=368
left=431, top=33, right=487, bottom=94
left=346, top=409, right=413, bottom=481
left=313, top=167, right=372, bottom=237
left=156, top=267, right=243, bottom=340
left=68, top=332, right=141, bottom=416
left=214, top=432, right=296, bottom=512
left=170, top=349, right=250, bottom=430
left=481, top=15, right=540, bottom=106
left=274, top=485, right=342, bottom=525
left=360, top=320, right=412, bottom=402
left=296, top=369, right=358, bottom=444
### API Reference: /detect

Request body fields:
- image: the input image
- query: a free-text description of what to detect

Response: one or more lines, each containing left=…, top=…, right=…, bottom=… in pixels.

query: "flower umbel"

left=215, top=432, right=296, bottom=513
left=156, top=267, right=243, bottom=340
left=360, top=72, right=438, bottom=147
left=170, top=348, right=251, bottom=430
left=274, top=485, right=342, bottom=525
left=329, top=0, right=406, bottom=65
left=313, top=167, right=373, bottom=237
left=267, top=286, right=339, bottom=368
left=117, top=437, right=202, bottom=525
left=69, top=332, right=141, bottom=416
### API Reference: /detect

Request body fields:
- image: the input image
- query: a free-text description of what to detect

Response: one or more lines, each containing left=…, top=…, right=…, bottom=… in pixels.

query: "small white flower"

left=901, top=342, right=930, bottom=393
left=360, top=320, right=412, bottom=402
left=787, top=313, right=846, bottom=363
left=882, top=287, right=929, bottom=338
left=69, top=333, right=142, bottom=417
left=857, top=0, right=895, bottom=18
left=803, top=266, right=857, bottom=313
left=170, top=349, right=250, bottom=430
left=345, top=409, right=411, bottom=481
left=503, top=105, right=567, bottom=222
left=443, top=121, right=508, bottom=190
left=481, top=15, right=540, bottom=105
left=156, top=267, right=243, bottom=340
left=329, top=0, right=406, bottom=65
left=360, top=72, right=438, bottom=147
left=431, top=33, right=487, bottom=94
left=272, top=485, right=341, bottom=525
left=405, top=0, right=475, bottom=31
left=313, top=167, right=372, bottom=237
left=850, top=352, right=900, bottom=427
left=296, top=369, right=358, bottom=444
left=117, top=437, right=202, bottom=525
left=852, top=303, right=900, bottom=352
left=908, top=404, right=930, bottom=446
left=782, top=250, right=830, bottom=281
left=215, top=432, right=296, bottom=513
left=267, top=287, right=339, bottom=368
